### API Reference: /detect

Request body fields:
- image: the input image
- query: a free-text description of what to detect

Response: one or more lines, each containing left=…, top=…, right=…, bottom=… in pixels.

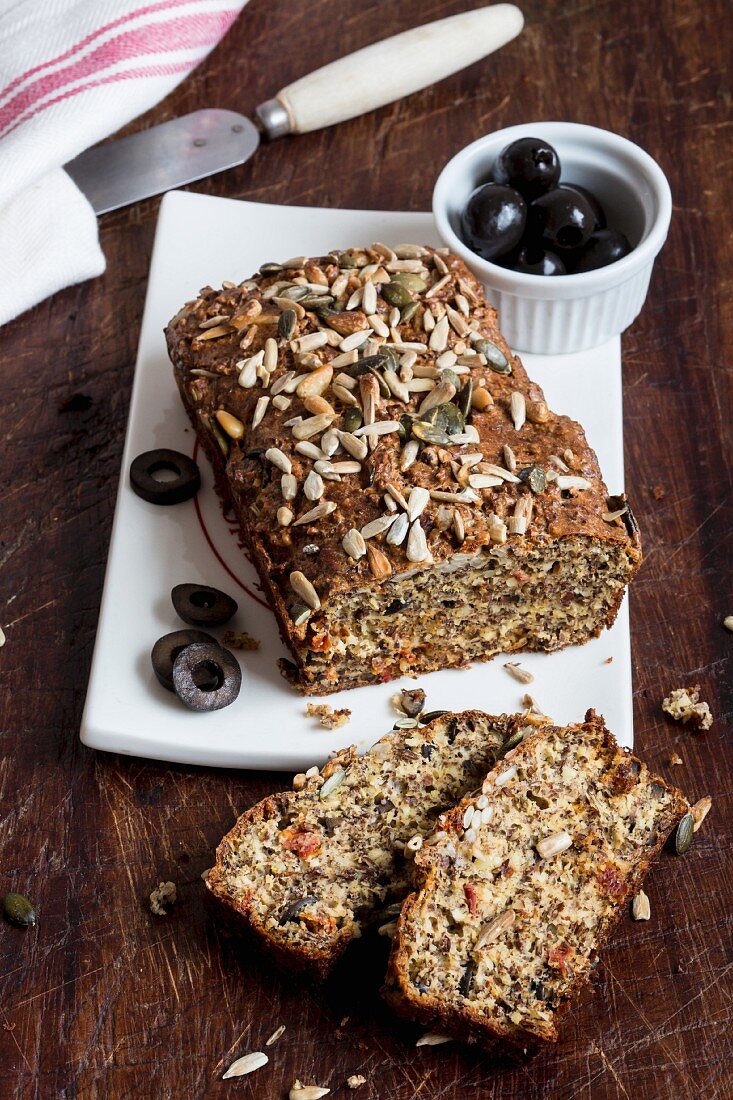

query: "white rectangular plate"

left=81, top=190, right=632, bottom=770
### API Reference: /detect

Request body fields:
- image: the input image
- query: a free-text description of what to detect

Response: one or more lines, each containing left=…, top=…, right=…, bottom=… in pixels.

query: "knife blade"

left=65, top=5, right=523, bottom=216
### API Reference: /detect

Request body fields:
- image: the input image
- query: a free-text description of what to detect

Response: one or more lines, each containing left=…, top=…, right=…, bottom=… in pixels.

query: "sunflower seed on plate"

left=343, top=528, right=367, bottom=560
left=504, top=662, right=534, bottom=684
left=289, top=571, right=320, bottom=610
left=222, top=1052, right=268, bottom=1079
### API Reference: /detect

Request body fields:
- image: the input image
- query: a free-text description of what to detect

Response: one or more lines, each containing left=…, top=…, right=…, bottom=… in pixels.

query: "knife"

left=65, top=4, right=523, bottom=215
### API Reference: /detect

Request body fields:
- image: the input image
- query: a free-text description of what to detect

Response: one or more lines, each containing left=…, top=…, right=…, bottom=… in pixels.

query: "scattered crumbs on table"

left=222, top=629, right=260, bottom=650
left=668, top=752, right=683, bottom=766
left=347, top=1074, right=367, bottom=1089
left=149, top=881, right=177, bottom=916
left=306, top=703, right=351, bottom=729
left=265, top=1024, right=286, bottom=1047
left=662, top=685, right=713, bottom=731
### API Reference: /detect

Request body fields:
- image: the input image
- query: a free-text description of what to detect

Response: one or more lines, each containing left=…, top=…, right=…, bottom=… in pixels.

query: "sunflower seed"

left=294, top=501, right=337, bottom=526
left=406, top=486, right=430, bottom=522
left=631, top=890, right=651, bottom=921
left=361, top=514, right=397, bottom=539
left=452, top=510, right=465, bottom=544
left=319, top=767, right=346, bottom=800
left=407, top=520, right=430, bottom=562
left=289, top=571, right=320, bottom=610
left=400, top=440, right=419, bottom=471
left=215, top=410, right=244, bottom=439
left=416, top=1032, right=452, bottom=1047
left=384, top=370, right=410, bottom=402
left=429, top=489, right=480, bottom=505
left=332, top=383, right=359, bottom=407
left=251, top=396, right=269, bottom=429
left=281, top=255, right=308, bottom=269
left=428, top=315, right=450, bottom=353
left=338, top=431, right=368, bottom=460
left=304, top=471, right=325, bottom=500
left=691, top=796, right=712, bottom=831
left=536, top=831, right=572, bottom=859
left=503, top=444, right=518, bottom=472
left=469, top=473, right=502, bottom=489
left=278, top=309, right=297, bottom=340
left=675, top=812, right=695, bottom=854
left=475, top=909, right=515, bottom=949
left=222, top=1052, right=268, bottom=1079
left=266, top=1025, right=286, bottom=1046
left=340, top=329, right=372, bottom=353
left=295, top=441, right=324, bottom=461
left=237, top=356, right=260, bottom=388
left=277, top=506, right=294, bottom=527
left=510, top=391, right=526, bottom=431
left=504, top=662, right=534, bottom=684
left=292, top=413, right=335, bottom=440
left=265, top=447, right=291, bottom=473
left=556, top=475, right=592, bottom=490
left=281, top=474, right=299, bottom=502
left=353, top=420, right=402, bottom=438
left=418, top=381, right=456, bottom=416
left=290, top=1085, right=331, bottom=1100
left=386, top=512, right=409, bottom=546
left=343, top=528, right=367, bottom=560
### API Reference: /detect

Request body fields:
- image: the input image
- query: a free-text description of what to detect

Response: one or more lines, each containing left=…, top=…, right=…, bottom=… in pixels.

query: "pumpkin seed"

left=400, top=301, right=420, bottom=324
left=340, top=407, right=362, bottom=434
left=420, top=709, right=448, bottom=724
left=382, top=282, right=413, bottom=308
left=391, top=273, right=427, bottom=294
left=278, top=309, right=297, bottom=340
left=440, top=368, right=462, bottom=392
left=290, top=602, right=311, bottom=626
left=519, top=465, right=547, bottom=494
left=475, top=339, right=511, bottom=373
left=412, top=420, right=451, bottom=446
left=675, top=812, right=694, bottom=854
left=281, top=284, right=309, bottom=301
left=2, top=893, right=36, bottom=927
left=425, top=401, right=465, bottom=436
left=259, top=262, right=282, bottom=275
left=502, top=728, right=525, bottom=753
left=456, top=379, right=473, bottom=419
left=320, top=767, right=347, bottom=799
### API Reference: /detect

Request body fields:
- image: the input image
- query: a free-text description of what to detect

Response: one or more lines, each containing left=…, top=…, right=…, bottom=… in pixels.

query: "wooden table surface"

left=1, top=1, right=731, bottom=1097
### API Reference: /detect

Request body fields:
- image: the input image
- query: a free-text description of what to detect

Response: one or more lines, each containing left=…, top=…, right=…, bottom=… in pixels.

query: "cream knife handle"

left=256, top=5, right=524, bottom=139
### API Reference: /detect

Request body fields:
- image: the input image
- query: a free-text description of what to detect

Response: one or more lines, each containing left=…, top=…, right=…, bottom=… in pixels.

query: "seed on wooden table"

left=290, top=1086, right=330, bottom=1100
left=631, top=890, right=651, bottom=921
left=690, top=796, right=712, bottom=831
left=675, top=812, right=695, bottom=854
left=416, top=1032, right=452, bottom=1047
left=215, top=410, right=244, bottom=439
left=222, top=1052, right=268, bottom=1079
left=266, top=1025, right=286, bottom=1046
left=289, top=571, right=320, bottom=610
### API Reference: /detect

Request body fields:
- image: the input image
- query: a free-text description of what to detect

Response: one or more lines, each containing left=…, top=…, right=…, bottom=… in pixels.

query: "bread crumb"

left=691, top=796, right=712, bottom=832
left=347, top=1075, right=367, bottom=1089
left=603, top=656, right=613, bottom=665
left=306, top=703, right=351, bottom=729
left=222, top=630, right=260, bottom=650
left=149, top=881, right=177, bottom=916
left=724, top=615, right=733, bottom=632
left=662, top=686, right=713, bottom=731
left=652, top=484, right=666, bottom=500
left=668, top=752, right=683, bottom=766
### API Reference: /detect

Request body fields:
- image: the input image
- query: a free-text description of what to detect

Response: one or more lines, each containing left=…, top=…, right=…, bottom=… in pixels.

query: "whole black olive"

left=130, top=449, right=200, bottom=505
left=512, top=245, right=566, bottom=276
left=492, top=136, right=561, bottom=201
left=461, top=182, right=527, bottom=260
left=561, top=182, right=606, bottom=230
left=528, top=186, right=596, bottom=251
left=573, top=229, right=632, bottom=272
left=171, top=583, right=238, bottom=627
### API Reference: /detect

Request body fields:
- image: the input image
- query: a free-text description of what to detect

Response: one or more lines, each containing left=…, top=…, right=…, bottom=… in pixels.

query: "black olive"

left=171, top=583, right=238, bottom=627
left=492, top=136, right=561, bottom=201
left=461, top=182, right=527, bottom=260
left=528, top=186, right=596, bottom=251
left=151, top=629, right=217, bottom=691
left=512, top=245, right=566, bottom=276
left=561, top=183, right=606, bottom=230
left=129, top=449, right=200, bottom=505
left=172, top=642, right=241, bottom=712
left=573, top=229, right=632, bottom=272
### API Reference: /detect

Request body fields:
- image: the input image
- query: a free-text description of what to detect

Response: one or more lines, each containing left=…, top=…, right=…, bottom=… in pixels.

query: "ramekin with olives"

left=461, top=136, right=632, bottom=276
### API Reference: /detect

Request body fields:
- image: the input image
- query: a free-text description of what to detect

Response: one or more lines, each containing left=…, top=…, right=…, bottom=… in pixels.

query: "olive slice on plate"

left=130, top=449, right=200, bottom=505
left=172, top=642, right=241, bottom=712
left=151, top=629, right=216, bottom=691
left=172, top=583, right=238, bottom=627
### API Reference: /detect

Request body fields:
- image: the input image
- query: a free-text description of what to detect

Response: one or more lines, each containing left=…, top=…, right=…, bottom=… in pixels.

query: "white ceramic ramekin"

left=432, top=121, right=672, bottom=354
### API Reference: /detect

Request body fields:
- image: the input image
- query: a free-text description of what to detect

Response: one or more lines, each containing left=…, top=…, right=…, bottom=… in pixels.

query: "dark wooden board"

left=0, top=1, right=731, bottom=1097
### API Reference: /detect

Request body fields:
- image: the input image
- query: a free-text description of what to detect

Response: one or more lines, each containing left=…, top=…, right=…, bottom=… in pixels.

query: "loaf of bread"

left=205, top=711, right=520, bottom=979
left=165, top=245, right=641, bottom=694
left=383, top=711, right=687, bottom=1052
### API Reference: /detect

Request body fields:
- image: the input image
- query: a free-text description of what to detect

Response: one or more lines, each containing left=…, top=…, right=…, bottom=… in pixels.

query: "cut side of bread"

left=206, top=711, right=520, bottom=979
left=383, top=711, right=687, bottom=1052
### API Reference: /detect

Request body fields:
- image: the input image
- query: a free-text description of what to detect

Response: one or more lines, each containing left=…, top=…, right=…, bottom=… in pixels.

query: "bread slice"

left=383, top=711, right=687, bottom=1052
left=165, top=246, right=641, bottom=695
left=205, top=711, right=521, bottom=979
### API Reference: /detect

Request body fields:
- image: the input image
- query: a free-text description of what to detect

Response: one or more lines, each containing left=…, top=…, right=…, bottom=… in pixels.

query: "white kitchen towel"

left=0, top=0, right=248, bottom=327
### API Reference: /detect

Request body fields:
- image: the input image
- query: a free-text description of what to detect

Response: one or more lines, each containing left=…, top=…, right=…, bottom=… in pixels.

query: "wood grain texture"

left=0, top=1, right=730, bottom=1097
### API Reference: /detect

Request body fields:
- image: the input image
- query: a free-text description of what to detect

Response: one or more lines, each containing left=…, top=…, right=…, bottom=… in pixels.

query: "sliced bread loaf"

left=383, top=711, right=688, bottom=1052
left=206, top=711, right=520, bottom=979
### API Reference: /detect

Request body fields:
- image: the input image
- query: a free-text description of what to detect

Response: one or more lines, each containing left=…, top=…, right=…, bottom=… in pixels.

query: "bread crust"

left=382, top=711, right=688, bottom=1052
